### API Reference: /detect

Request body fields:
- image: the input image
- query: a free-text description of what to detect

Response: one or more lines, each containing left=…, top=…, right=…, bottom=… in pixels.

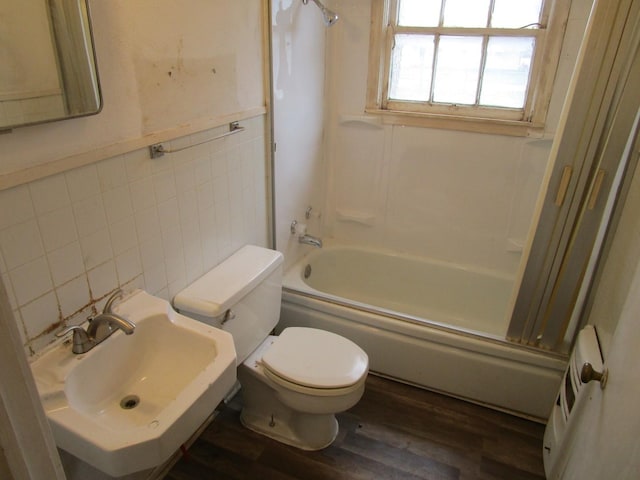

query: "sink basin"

left=30, top=289, right=237, bottom=477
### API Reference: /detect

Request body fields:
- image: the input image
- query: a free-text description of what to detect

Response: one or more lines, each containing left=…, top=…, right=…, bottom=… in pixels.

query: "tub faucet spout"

left=299, top=234, right=323, bottom=248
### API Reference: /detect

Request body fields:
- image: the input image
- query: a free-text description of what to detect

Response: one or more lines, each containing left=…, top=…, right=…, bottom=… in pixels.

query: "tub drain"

left=120, top=395, right=140, bottom=410
left=304, top=264, right=312, bottom=279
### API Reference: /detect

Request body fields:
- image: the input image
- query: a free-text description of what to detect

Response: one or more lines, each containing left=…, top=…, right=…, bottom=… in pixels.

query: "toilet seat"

left=261, top=327, right=368, bottom=396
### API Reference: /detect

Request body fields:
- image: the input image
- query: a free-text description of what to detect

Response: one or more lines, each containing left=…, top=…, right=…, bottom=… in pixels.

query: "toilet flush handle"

left=222, top=309, right=236, bottom=325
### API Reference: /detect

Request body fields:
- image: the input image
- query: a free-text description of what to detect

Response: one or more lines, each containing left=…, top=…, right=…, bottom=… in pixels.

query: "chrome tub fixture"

left=302, top=0, right=339, bottom=27
left=291, top=220, right=323, bottom=248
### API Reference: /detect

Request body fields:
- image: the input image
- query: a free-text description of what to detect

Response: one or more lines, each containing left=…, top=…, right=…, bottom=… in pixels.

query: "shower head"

left=303, top=0, right=339, bottom=27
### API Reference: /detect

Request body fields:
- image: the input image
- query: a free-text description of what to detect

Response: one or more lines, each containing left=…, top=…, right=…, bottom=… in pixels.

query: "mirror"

left=0, top=0, right=102, bottom=131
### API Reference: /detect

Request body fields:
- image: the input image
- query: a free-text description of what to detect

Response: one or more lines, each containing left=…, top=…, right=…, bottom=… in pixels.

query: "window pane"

left=389, top=34, right=435, bottom=101
left=443, top=0, right=491, bottom=28
left=480, top=37, right=535, bottom=108
left=398, top=0, right=441, bottom=27
left=491, top=0, right=543, bottom=28
left=433, top=36, right=483, bottom=105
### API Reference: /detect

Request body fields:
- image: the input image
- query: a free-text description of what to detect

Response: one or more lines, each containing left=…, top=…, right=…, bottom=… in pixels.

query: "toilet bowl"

left=239, top=328, right=368, bottom=449
left=173, top=245, right=369, bottom=450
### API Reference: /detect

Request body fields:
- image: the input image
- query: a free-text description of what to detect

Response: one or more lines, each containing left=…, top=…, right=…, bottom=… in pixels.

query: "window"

left=366, top=0, right=571, bottom=135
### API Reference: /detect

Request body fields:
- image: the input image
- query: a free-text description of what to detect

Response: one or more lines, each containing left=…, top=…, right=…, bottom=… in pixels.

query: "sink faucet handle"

left=56, top=325, right=86, bottom=338
left=103, top=288, right=124, bottom=314
left=56, top=326, right=94, bottom=354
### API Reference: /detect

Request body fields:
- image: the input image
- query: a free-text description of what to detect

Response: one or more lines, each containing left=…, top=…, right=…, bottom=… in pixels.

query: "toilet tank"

left=173, top=245, right=284, bottom=363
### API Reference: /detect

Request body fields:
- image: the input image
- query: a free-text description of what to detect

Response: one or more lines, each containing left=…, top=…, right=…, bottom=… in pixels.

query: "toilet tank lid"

left=173, top=245, right=284, bottom=318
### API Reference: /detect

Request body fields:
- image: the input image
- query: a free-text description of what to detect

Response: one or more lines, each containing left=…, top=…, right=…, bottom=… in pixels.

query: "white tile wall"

left=0, top=115, right=269, bottom=355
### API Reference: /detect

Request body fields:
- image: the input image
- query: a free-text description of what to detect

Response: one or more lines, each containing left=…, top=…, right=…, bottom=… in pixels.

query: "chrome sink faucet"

left=56, top=289, right=136, bottom=354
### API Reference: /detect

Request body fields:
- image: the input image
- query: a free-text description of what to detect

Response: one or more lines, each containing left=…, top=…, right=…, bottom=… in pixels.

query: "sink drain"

left=120, top=395, right=140, bottom=410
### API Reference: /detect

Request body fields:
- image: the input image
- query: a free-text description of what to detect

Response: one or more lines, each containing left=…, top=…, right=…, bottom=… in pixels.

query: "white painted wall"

left=558, top=227, right=640, bottom=479
left=272, top=0, right=328, bottom=269
left=0, top=0, right=265, bottom=178
left=549, top=116, right=640, bottom=477
left=0, top=0, right=270, bottom=358
left=587, top=145, right=640, bottom=357
left=321, top=0, right=593, bottom=276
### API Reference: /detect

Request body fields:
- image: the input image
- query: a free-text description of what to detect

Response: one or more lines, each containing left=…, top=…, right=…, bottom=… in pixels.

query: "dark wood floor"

left=166, top=375, right=546, bottom=480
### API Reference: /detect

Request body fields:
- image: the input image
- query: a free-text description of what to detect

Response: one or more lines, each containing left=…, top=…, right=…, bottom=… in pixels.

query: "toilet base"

left=240, top=408, right=338, bottom=451
left=238, top=358, right=340, bottom=450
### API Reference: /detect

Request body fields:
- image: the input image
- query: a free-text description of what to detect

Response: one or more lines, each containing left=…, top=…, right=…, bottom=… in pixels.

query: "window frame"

left=366, top=0, right=572, bottom=136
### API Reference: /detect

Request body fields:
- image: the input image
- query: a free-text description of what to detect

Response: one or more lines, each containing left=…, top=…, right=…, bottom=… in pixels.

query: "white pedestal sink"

left=30, top=289, right=237, bottom=477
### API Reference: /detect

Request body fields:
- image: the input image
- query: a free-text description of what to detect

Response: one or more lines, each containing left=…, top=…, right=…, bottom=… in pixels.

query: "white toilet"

left=173, top=245, right=369, bottom=450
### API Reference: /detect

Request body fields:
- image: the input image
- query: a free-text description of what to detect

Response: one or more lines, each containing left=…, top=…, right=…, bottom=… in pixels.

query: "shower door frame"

left=508, top=0, right=640, bottom=352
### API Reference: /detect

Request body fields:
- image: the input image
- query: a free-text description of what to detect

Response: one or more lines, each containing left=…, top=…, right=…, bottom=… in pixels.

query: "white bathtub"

left=287, top=246, right=513, bottom=337
left=279, top=245, right=566, bottom=420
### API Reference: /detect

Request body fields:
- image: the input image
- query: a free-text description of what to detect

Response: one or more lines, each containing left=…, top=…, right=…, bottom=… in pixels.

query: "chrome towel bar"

left=149, top=121, right=244, bottom=159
